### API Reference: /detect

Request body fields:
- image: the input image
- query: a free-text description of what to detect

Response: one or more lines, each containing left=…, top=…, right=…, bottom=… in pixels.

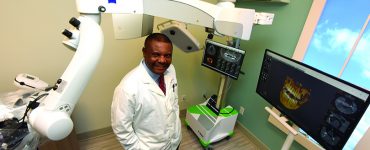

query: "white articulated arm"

left=143, top=0, right=255, bottom=40
left=97, top=0, right=255, bottom=40
left=29, top=15, right=104, bottom=141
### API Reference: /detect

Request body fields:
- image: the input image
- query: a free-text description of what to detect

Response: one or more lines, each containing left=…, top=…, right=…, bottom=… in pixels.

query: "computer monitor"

left=256, top=49, right=370, bottom=150
left=201, top=40, right=245, bottom=80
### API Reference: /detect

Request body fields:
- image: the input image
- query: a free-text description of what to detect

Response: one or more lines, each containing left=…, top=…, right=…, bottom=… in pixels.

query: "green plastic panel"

left=187, top=105, right=238, bottom=117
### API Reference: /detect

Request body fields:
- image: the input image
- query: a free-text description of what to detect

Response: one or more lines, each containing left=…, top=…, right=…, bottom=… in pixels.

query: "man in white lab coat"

left=111, top=33, right=181, bottom=150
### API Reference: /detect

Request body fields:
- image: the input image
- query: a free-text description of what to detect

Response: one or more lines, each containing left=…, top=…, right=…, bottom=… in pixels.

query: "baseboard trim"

left=78, top=110, right=187, bottom=141
left=180, top=109, right=187, bottom=118
left=77, top=127, right=113, bottom=141
left=236, top=121, right=270, bottom=150
left=78, top=110, right=269, bottom=150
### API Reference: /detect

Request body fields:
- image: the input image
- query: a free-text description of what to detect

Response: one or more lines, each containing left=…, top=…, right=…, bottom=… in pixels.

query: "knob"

left=62, top=29, right=72, bottom=38
left=69, top=17, right=80, bottom=29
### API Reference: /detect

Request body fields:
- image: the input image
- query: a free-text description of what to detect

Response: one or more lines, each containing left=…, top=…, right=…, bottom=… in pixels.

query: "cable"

left=19, top=93, right=48, bottom=123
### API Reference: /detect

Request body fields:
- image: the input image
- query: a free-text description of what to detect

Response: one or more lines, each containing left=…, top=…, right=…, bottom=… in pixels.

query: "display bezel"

left=257, top=49, right=370, bottom=150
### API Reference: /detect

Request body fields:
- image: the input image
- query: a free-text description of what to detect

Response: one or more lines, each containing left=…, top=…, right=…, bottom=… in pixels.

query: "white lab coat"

left=111, top=61, right=181, bottom=150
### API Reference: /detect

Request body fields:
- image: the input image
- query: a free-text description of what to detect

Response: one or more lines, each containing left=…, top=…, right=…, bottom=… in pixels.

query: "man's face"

left=143, top=41, right=173, bottom=75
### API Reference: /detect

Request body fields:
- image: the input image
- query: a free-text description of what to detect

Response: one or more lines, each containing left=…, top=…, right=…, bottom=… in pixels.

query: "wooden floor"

left=79, top=118, right=259, bottom=150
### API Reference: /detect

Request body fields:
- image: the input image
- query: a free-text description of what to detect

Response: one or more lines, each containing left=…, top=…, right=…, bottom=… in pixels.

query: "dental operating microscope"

left=0, top=0, right=275, bottom=148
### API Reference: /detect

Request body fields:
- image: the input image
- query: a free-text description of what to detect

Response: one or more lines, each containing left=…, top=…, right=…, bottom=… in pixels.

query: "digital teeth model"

left=280, top=77, right=311, bottom=110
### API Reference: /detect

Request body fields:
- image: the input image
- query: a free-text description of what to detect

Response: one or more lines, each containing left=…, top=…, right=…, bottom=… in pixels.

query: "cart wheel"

left=225, top=135, right=231, bottom=140
left=203, top=145, right=213, bottom=150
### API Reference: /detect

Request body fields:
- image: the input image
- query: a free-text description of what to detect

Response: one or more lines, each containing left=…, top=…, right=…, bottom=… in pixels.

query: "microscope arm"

left=29, top=15, right=103, bottom=141
left=142, top=0, right=255, bottom=40
left=79, top=0, right=256, bottom=40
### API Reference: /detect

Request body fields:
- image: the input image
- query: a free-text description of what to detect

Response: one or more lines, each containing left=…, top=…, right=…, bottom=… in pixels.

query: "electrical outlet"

left=181, top=95, right=186, bottom=101
left=254, top=12, right=275, bottom=25
left=203, top=91, right=208, bottom=99
left=239, top=106, right=245, bottom=115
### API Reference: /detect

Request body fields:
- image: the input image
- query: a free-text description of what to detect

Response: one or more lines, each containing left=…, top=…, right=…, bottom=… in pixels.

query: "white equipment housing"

left=29, top=15, right=104, bottom=141
left=90, top=0, right=256, bottom=40
left=14, top=73, right=49, bottom=91
left=158, top=20, right=201, bottom=52
left=185, top=100, right=238, bottom=148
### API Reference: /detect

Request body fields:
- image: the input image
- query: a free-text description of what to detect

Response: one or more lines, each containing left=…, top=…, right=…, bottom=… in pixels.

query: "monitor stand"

left=265, top=107, right=298, bottom=150
left=355, top=126, right=370, bottom=149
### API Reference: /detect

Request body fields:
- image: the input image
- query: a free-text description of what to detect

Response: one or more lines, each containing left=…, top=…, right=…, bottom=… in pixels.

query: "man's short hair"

left=144, top=33, right=172, bottom=49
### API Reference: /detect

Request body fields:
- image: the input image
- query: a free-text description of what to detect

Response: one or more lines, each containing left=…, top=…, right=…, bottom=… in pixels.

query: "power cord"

left=19, top=93, right=48, bottom=123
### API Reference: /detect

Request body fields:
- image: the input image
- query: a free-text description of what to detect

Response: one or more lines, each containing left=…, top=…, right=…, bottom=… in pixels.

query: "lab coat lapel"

left=164, top=74, right=174, bottom=95
left=149, top=73, right=173, bottom=97
left=138, top=63, right=166, bottom=96
left=149, top=84, right=164, bottom=96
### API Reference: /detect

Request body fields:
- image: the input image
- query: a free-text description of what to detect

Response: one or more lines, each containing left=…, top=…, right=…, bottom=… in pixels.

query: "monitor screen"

left=256, top=49, right=370, bottom=150
left=201, top=40, right=245, bottom=80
